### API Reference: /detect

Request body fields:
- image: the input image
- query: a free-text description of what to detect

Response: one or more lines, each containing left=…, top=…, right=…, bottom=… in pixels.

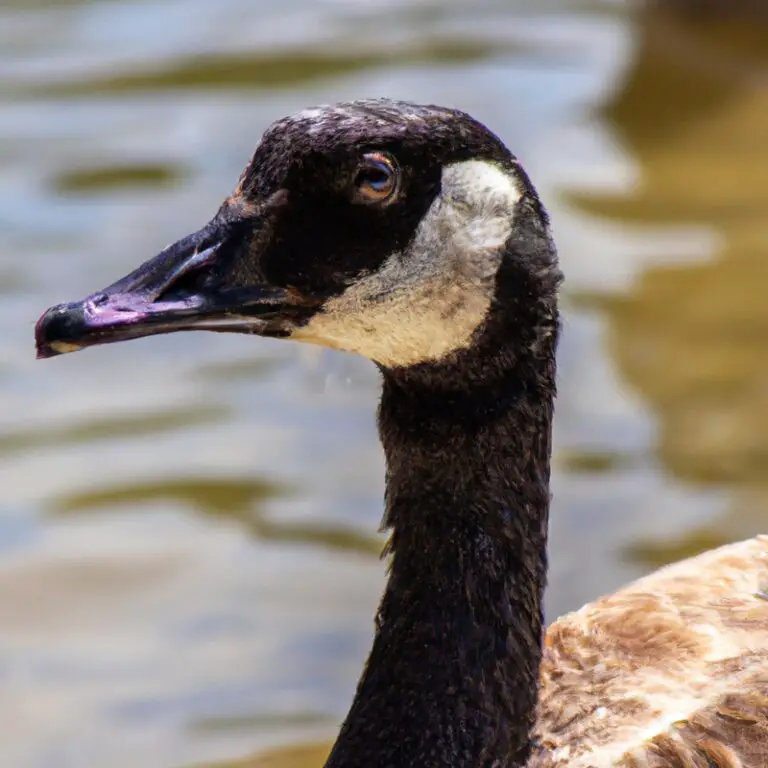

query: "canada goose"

left=35, top=99, right=768, bottom=767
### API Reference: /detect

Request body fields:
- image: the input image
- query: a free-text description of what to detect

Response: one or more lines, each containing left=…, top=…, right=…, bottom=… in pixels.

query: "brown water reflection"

left=570, top=5, right=768, bottom=565
left=197, top=742, right=330, bottom=768
left=2, top=1, right=767, bottom=767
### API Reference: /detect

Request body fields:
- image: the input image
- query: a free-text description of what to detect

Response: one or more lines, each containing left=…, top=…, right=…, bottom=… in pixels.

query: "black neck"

left=324, top=260, right=558, bottom=768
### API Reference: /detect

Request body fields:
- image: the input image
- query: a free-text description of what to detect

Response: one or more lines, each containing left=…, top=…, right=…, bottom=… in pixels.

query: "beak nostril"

left=92, top=293, right=109, bottom=307
left=153, top=244, right=221, bottom=303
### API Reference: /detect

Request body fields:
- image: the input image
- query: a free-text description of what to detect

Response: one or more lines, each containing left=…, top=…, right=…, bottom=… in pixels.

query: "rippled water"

left=2, top=1, right=767, bottom=766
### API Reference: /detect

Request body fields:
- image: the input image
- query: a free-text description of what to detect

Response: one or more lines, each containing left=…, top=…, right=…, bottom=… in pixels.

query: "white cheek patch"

left=292, top=159, right=521, bottom=367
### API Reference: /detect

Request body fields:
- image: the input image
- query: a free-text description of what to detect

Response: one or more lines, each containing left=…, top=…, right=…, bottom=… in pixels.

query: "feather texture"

left=533, top=536, right=768, bottom=767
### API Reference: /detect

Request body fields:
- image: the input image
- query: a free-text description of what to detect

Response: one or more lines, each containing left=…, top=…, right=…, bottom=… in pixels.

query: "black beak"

left=35, top=215, right=310, bottom=359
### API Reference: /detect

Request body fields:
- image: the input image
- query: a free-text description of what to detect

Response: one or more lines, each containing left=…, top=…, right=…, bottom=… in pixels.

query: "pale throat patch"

left=292, top=159, right=522, bottom=367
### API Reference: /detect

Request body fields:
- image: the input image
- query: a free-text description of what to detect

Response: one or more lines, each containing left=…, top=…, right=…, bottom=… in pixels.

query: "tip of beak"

left=35, top=302, right=86, bottom=359
left=36, top=341, right=84, bottom=359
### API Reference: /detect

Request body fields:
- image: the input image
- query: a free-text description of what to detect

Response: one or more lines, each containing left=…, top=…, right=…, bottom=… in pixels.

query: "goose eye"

left=353, top=153, right=398, bottom=204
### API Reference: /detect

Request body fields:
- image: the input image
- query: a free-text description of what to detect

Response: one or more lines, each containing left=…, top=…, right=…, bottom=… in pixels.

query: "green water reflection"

left=53, top=162, right=187, bottom=194
left=0, top=406, right=227, bottom=456
left=54, top=477, right=382, bottom=557
left=25, top=40, right=515, bottom=98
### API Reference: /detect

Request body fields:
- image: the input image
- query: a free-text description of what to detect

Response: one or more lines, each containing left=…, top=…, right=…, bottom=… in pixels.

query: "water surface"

left=1, top=1, right=766, bottom=766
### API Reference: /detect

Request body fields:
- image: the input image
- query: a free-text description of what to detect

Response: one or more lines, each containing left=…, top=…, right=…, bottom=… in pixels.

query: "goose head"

left=36, top=99, right=559, bottom=371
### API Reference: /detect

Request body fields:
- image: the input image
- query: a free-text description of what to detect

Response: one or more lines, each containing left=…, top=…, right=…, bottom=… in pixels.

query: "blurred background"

left=1, top=0, right=767, bottom=765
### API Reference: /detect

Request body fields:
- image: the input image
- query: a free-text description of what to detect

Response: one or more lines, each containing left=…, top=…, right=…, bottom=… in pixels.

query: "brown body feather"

left=532, top=535, right=768, bottom=767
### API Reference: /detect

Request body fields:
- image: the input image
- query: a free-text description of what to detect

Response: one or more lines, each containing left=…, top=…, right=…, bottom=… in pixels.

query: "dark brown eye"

left=353, top=153, right=398, bottom=204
